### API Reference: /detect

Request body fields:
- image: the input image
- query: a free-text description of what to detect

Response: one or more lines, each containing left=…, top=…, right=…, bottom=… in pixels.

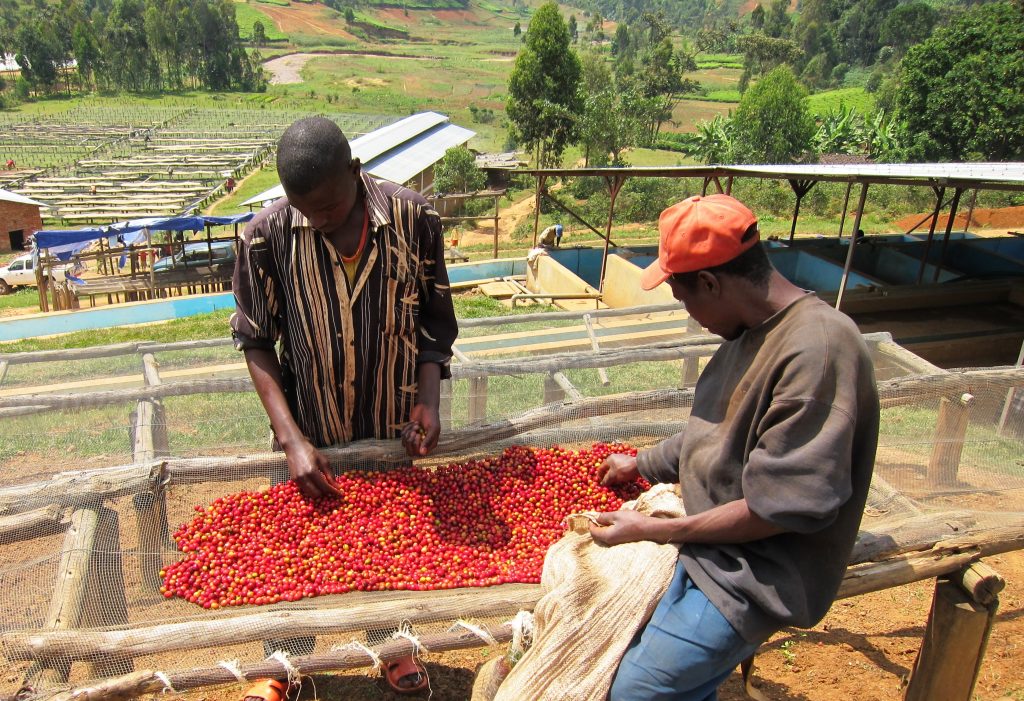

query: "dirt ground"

left=251, top=3, right=355, bottom=41
left=894, top=205, right=1024, bottom=235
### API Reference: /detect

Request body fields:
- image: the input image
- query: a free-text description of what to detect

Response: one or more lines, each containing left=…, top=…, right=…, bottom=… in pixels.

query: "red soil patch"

left=255, top=2, right=356, bottom=40
left=894, top=205, right=1024, bottom=233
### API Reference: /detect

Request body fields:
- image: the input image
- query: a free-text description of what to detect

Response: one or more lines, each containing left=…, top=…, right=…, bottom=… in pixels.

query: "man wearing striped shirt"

left=231, top=116, right=458, bottom=694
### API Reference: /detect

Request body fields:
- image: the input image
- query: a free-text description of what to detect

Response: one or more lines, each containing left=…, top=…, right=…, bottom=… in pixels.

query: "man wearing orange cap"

left=591, top=194, right=880, bottom=700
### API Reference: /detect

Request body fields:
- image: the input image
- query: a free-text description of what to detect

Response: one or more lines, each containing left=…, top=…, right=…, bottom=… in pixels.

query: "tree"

left=506, top=2, right=583, bottom=166
left=345, top=7, right=355, bottom=24
left=894, top=2, right=1024, bottom=161
left=72, top=20, right=101, bottom=89
left=513, top=21, right=521, bottom=37
left=750, top=4, right=765, bottom=30
left=577, top=55, right=654, bottom=165
left=763, top=0, right=791, bottom=38
left=737, top=33, right=802, bottom=91
left=434, top=146, right=486, bottom=194
left=684, top=115, right=733, bottom=165
left=252, top=20, right=267, bottom=47
left=879, top=1, right=938, bottom=57
left=567, top=14, right=577, bottom=42
left=730, top=65, right=815, bottom=163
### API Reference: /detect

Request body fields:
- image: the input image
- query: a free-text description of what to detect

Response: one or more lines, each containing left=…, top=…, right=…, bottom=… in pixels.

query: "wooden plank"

left=8, top=521, right=1022, bottom=666
left=0, top=504, right=67, bottom=541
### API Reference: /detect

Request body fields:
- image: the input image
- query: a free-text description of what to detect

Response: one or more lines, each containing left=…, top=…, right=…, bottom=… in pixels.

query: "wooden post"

left=928, top=393, right=974, bottom=487
left=583, top=314, right=610, bottom=386
left=532, top=175, right=546, bottom=247
left=83, top=507, right=133, bottom=678
left=439, top=378, right=453, bottom=431
left=493, top=193, right=500, bottom=259
left=132, top=353, right=170, bottom=589
left=904, top=570, right=1000, bottom=701
left=543, top=373, right=564, bottom=404
left=598, top=175, right=626, bottom=292
left=23, top=504, right=101, bottom=688
left=468, top=377, right=488, bottom=423
left=681, top=317, right=703, bottom=387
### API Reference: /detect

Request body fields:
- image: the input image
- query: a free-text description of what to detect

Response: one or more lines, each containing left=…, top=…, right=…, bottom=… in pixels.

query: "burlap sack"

left=488, top=483, right=686, bottom=701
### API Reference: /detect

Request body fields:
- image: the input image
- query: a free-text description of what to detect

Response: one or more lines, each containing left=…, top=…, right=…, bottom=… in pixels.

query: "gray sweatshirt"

left=637, top=294, right=879, bottom=643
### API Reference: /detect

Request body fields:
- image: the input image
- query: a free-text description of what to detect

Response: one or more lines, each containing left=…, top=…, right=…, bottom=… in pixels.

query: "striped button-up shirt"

left=231, top=173, right=458, bottom=448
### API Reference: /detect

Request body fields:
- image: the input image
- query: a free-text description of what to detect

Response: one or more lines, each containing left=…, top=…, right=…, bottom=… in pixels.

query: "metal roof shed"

left=363, top=122, right=476, bottom=193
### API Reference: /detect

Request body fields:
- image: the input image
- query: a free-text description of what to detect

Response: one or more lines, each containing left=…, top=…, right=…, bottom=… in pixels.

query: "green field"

left=808, top=87, right=877, bottom=116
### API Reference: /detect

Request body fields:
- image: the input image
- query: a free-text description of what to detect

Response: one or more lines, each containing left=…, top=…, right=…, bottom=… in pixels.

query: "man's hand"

left=283, top=437, right=342, bottom=500
left=597, top=453, right=640, bottom=486
left=402, top=403, right=440, bottom=457
left=588, top=510, right=667, bottom=546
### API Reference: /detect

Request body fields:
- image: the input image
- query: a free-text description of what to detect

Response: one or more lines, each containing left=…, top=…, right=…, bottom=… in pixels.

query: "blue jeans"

left=608, top=559, right=765, bottom=701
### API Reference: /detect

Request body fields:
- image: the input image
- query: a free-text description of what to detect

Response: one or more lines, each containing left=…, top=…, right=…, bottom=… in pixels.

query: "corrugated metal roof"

left=0, top=188, right=46, bottom=207
left=350, top=111, right=449, bottom=163
left=362, top=123, right=475, bottom=187
left=242, top=112, right=475, bottom=206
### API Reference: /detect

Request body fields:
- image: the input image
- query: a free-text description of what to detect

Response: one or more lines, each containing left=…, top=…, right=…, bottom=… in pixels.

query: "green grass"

left=695, top=54, right=743, bottom=70
left=0, top=288, right=40, bottom=313
left=208, top=164, right=281, bottom=215
left=699, top=90, right=742, bottom=103
left=235, top=2, right=289, bottom=41
left=807, top=87, right=876, bottom=117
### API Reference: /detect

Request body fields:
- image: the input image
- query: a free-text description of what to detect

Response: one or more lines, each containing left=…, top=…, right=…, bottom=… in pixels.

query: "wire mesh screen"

left=1, top=330, right=1023, bottom=697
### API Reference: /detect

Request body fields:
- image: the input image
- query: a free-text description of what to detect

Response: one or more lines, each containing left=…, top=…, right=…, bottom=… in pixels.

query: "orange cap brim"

left=640, top=259, right=671, bottom=291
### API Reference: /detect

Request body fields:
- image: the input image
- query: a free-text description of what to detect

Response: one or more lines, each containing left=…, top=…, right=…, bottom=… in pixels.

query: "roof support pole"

left=835, top=182, right=869, bottom=312
left=701, top=177, right=710, bottom=196
left=837, top=181, right=853, bottom=240
left=599, top=174, right=627, bottom=293
left=787, top=179, right=816, bottom=243
left=964, top=188, right=979, bottom=235
left=532, top=175, right=547, bottom=247
left=147, top=228, right=154, bottom=300
left=725, top=176, right=734, bottom=195
left=541, top=189, right=617, bottom=247
left=933, top=188, right=964, bottom=283
left=917, top=186, right=946, bottom=285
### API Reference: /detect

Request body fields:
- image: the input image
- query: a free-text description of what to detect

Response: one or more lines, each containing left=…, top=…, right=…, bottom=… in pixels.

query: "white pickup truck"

left=0, top=253, right=71, bottom=294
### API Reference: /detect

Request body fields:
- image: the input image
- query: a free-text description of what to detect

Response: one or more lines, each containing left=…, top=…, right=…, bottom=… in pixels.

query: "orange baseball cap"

left=640, top=194, right=759, bottom=290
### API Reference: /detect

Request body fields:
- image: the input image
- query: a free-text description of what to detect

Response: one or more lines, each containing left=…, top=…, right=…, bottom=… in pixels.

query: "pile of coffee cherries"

left=162, top=443, right=646, bottom=608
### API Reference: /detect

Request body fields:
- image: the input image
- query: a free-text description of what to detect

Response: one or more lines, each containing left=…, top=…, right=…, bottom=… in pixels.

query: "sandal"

left=385, top=655, right=429, bottom=695
left=241, top=679, right=287, bottom=701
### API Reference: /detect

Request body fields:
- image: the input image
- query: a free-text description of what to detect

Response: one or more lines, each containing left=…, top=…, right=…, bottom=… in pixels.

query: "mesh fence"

left=1, top=314, right=1023, bottom=697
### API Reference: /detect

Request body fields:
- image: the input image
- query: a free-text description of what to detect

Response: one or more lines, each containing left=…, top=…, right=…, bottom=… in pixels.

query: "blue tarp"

left=33, top=213, right=254, bottom=250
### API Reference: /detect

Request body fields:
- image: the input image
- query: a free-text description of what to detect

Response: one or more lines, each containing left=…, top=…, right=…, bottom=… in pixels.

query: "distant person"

left=539, top=223, right=564, bottom=248
left=89, top=185, right=98, bottom=196
left=225, top=176, right=236, bottom=194
left=5, top=158, right=14, bottom=170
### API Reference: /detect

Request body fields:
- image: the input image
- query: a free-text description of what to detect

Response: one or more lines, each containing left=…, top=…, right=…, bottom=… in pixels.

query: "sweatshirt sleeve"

left=636, top=429, right=685, bottom=484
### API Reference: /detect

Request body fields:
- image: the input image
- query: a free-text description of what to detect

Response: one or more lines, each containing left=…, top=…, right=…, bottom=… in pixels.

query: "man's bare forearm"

left=243, top=347, right=306, bottom=449
left=415, top=362, right=442, bottom=409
